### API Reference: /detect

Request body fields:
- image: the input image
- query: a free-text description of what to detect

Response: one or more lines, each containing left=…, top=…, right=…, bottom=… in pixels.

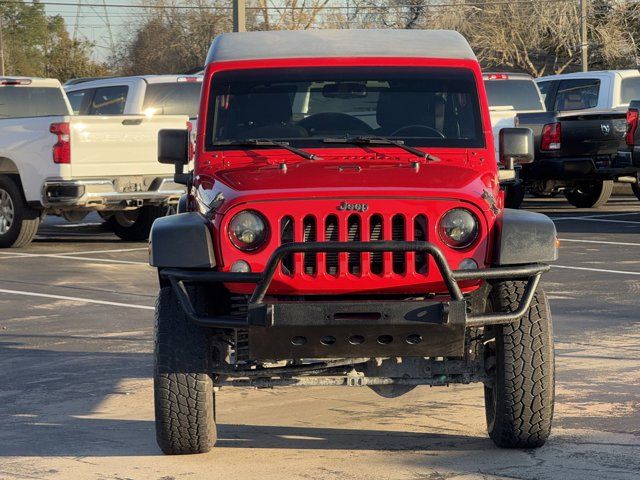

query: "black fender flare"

left=149, top=212, right=216, bottom=269
left=493, top=208, right=558, bottom=265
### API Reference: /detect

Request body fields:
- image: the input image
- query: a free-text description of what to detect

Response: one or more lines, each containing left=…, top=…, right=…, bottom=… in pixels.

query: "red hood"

left=198, top=152, right=500, bottom=215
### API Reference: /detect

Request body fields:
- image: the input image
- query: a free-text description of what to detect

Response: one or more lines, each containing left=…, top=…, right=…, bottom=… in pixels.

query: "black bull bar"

left=161, top=241, right=549, bottom=335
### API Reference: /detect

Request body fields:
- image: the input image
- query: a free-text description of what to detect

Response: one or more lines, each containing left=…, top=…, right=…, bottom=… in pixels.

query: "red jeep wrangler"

left=151, top=30, right=558, bottom=455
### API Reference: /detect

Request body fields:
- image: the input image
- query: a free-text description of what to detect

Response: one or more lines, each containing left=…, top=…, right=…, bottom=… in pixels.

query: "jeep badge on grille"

left=338, top=201, right=369, bottom=212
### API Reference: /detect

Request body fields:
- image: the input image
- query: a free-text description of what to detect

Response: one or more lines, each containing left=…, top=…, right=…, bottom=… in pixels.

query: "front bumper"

left=42, top=177, right=185, bottom=210
left=161, top=241, right=549, bottom=359
left=526, top=155, right=638, bottom=181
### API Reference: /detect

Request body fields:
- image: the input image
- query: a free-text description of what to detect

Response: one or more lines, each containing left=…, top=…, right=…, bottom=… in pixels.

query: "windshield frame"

left=203, top=62, right=487, bottom=152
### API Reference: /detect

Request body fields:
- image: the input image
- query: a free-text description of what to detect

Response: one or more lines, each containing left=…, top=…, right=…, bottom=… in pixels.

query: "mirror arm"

left=506, top=157, right=514, bottom=170
left=174, top=162, right=190, bottom=186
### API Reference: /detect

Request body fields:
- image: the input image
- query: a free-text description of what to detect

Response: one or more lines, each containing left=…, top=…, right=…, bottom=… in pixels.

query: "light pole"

left=233, top=0, right=246, bottom=33
left=0, top=15, right=5, bottom=76
left=581, top=0, right=588, bottom=72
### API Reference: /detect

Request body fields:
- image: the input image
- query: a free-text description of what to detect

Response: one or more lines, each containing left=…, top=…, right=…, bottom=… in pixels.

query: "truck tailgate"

left=68, top=115, right=188, bottom=178
left=556, top=111, right=627, bottom=157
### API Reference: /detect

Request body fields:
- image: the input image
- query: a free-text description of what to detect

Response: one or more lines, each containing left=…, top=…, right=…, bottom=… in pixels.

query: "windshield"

left=484, top=80, right=544, bottom=111
left=143, top=82, right=202, bottom=117
left=207, top=67, right=484, bottom=149
left=0, top=87, right=68, bottom=118
left=620, top=77, right=640, bottom=105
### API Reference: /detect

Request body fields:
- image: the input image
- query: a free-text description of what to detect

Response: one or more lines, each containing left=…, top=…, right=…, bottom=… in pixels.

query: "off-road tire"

left=107, top=205, right=167, bottom=241
left=484, top=281, right=555, bottom=449
left=504, top=183, right=525, bottom=209
left=563, top=180, right=613, bottom=208
left=154, top=286, right=217, bottom=455
left=0, top=175, right=40, bottom=248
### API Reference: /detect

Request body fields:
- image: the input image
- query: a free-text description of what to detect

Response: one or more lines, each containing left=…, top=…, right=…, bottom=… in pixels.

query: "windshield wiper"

left=212, top=139, right=324, bottom=161
left=322, top=135, right=440, bottom=162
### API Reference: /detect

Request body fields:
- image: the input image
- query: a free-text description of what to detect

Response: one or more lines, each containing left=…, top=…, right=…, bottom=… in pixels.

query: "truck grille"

left=279, top=212, right=428, bottom=278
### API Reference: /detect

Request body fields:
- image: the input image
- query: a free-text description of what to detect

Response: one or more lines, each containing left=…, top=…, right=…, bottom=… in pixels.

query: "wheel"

left=563, top=180, right=613, bottom=208
left=484, top=281, right=555, bottom=449
left=631, top=178, right=640, bottom=201
left=154, top=286, right=219, bottom=455
left=0, top=175, right=40, bottom=248
left=529, top=183, right=557, bottom=198
left=504, top=183, right=525, bottom=209
left=106, top=205, right=167, bottom=241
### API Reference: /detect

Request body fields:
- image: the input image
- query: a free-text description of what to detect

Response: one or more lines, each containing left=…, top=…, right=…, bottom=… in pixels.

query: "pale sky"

left=45, top=1, right=137, bottom=62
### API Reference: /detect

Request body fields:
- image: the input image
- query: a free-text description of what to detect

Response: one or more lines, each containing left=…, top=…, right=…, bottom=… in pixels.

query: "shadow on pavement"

left=0, top=341, right=490, bottom=458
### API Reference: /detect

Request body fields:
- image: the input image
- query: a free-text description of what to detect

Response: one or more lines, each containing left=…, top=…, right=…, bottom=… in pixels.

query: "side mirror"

left=158, top=129, right=190, bottom=185
left=500, top=127, right=534, bottom=167
left=158, top=129, right=189, bottom=166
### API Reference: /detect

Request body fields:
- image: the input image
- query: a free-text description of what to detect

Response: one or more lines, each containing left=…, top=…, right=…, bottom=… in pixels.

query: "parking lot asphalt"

left=1, top=199, right=639, bottom=480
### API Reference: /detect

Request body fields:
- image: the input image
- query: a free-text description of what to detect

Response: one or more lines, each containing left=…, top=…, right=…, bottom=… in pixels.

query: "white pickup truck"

left=64, top=74, right=202, bottom=134
left=535, top=69, right=640, bottom=112
left=483, top=73, right=546, bottom=162
left=0, top=77, right=188, bottom=248
left=483, top=73, right=546, bottom=206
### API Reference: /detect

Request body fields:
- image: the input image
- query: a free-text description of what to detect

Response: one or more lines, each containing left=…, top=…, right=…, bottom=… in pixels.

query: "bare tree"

left=252, top=0, right=331, bottom=30
left=431, top=0, right=582, bottom=77
left=114, top=0, right=232, bottom=74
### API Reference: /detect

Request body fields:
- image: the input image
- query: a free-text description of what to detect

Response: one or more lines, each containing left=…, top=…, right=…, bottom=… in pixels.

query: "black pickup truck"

left=515, top=108, right=635, bottom=208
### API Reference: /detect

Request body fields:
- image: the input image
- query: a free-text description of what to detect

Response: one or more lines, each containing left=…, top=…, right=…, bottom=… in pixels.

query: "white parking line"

left=553, top=265, right=640, bottom=276
left=59, top=247, right=148, bottom=256
left=560, top=238, right=640, bottom=247
left=46, top=255, right=148, bottom=265
left=0, top=288, right=155, bottom=310
left=0, top=248, right=148, bottom=265
left=560, top=218, right=640, bottom=225
left=551, top=212, right=640, bottom=222
left=0, top=247, right=146, bottom=257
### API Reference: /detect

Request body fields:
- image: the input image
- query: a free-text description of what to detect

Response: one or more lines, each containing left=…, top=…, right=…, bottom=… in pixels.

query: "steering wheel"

left=298, top=113, right=373, bottom=135
left=390, top=125, right=445, bottom=138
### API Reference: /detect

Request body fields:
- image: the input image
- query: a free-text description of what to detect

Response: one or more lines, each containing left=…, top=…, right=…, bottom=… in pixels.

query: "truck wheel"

left=631, top=178, right=640, bottom=201
left=154, top=286, right=219, bottom=455
left=107, top=205, right=167, bottom=241
left=0, top=176, right=40, bottom=248
left=484, top=281, right=555, bottom=449
left=504, top=183, right=525, bottom=209
left=563, top=180, right=613, bottom=208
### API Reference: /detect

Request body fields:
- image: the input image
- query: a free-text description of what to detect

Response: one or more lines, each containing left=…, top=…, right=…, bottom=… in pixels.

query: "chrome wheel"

left=0, top=188, right=14, bottom=235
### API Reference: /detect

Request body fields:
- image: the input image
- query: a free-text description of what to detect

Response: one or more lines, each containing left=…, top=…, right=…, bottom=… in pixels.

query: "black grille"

left=392, top=215, right=406, bottom=274
left=414, top=215, right=428, bottom=273
left=281, top=216, right=294, bottom=275
left=325, top=215, right=339, bottom=276
left=303, top=216, right=316, bottom=275
left=347, top=215, right=361, bottom=274
left=369, top=215, right=383, bottom=275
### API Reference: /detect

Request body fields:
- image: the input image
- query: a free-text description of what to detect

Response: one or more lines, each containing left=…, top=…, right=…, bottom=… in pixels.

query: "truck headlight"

left=229, top=210, right=268, bottom=251
left=438, top=208, right=479, bottom=249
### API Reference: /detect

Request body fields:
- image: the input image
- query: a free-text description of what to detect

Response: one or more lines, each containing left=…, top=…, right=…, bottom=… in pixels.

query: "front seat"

left=235, top=87, right=308, bottom=139
left=375, top=90, right=430, bottom=135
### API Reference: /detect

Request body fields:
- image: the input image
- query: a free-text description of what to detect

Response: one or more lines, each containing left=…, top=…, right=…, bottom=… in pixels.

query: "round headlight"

left=438, top=208, right=479, bottom=249
left=228, top=211, right=268, bottom=251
